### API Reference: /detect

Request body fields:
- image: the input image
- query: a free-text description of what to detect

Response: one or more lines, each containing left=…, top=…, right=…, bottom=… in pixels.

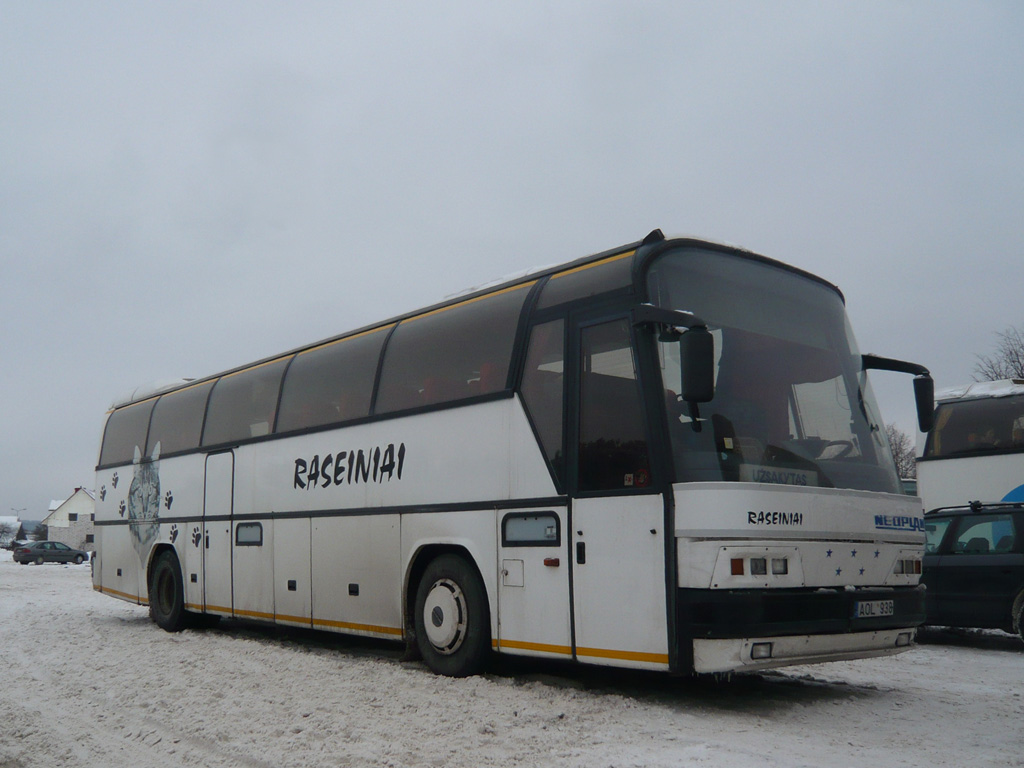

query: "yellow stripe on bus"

left=94, top=585, right=148, bottom=604
left=496, top=638, right=668, bottom=665
left=547, top=249, right=636, bottom=280
left=575, top=646, right=669, bottom=665
left=403, top=280, right=537, bottom=323
left=494, top=638, right=572, bottom=656
left=312, top=617, right=404, bottom=636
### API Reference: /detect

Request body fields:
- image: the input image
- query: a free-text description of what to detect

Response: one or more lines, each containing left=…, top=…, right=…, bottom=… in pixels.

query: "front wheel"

left=413, top=554, right=490, bottom=677
left=149, top=550, right=188, bottom=632
left=74, top=554, right=84, bottom=565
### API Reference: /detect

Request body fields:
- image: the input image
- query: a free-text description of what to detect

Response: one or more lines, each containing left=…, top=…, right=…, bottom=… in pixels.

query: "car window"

left=54, top=543, right=70, bottom=551
left=952, top=514, right=1016, bottom=555
left=925, top=518, right=953, bottom=554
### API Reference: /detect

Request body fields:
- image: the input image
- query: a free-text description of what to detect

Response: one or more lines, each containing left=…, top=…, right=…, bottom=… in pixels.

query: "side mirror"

left=680, top=327, right=715, bottom=403
left=914, top=375, right=934, bottom=433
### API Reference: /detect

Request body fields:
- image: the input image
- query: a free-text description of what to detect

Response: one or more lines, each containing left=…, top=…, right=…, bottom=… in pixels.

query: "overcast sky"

left=2, top=2, right=1022, bottom=518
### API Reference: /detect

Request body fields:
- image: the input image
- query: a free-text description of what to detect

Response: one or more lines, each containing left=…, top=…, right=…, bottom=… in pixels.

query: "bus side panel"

left=918, top=453, right=1024, bottom=512
left=275, top=518, right=312, bottom=627
left=160, top=454, right=206, bottom=611
left=94, top=464, right=145, bottom=603
left=232, top=519, right=275, bottom=621
left=495, top=505, right=572, bottom=660
left=254, top=400, right=557, bottom=520
left=311, top=515, right=402, bottom=638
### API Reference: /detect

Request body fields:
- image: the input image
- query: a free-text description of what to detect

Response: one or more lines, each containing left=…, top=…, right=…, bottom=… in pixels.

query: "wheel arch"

left=146, top=543, right=178, bottom=601
left=403, top=543, right=492, bottom=639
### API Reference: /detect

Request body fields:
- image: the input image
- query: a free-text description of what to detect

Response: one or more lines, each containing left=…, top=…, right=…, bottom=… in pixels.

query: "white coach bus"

left=93, top=230, right=934, bottom=676
left=918, top=380, right=1024, bottom=513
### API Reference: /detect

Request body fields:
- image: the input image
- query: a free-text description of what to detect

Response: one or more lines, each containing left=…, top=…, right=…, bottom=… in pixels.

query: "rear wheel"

left=149, top=550, right=187, bottom=632
left=1012, top=590, right=1024, bottom=644
left=413, top=554, right=490, bottom=677
left=34, top=556, right=43, bottom=565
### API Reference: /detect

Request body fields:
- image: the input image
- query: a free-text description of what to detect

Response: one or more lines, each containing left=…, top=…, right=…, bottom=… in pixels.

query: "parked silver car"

left=13, top=541, right=89, bottom=565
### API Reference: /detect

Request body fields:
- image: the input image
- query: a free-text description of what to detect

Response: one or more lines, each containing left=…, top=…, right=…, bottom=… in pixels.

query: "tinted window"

left=375, top=285, right=531, bottom=413
left=536, top=251, right=635, bottom=310
left=925, top=395, right=1024, bottom=458
left=952, top=514, right=1016, bottom=555
left=578, top=318, right=651, bottom=492
left=925, top=517, right=953, bottom=554
left=202, top=359, right=290, bottom=447
left=99, top=399, right=157, bottom=466
left=277, top=327, right=388, bottom=433
left=147, top=381, right=214, bottom=456
left=520, top=319, right=565, bottom=485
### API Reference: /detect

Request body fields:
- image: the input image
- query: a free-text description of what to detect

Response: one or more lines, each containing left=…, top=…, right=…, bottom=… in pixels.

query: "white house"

left=42, top=488, right=96, bottom=551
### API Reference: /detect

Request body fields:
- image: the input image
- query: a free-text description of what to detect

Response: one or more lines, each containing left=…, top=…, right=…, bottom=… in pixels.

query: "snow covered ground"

left=1, top=550, right=1021, bottom=768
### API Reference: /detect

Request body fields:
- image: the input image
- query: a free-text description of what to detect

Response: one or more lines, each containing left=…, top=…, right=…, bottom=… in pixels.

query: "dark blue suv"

left=922, top=502, right=1024, bottom=641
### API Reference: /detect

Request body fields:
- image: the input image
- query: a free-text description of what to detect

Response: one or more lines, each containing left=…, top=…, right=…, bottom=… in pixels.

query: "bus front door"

left=203, top=451, right=234, bottom=615
left=570, top=317, right=670, bottom=670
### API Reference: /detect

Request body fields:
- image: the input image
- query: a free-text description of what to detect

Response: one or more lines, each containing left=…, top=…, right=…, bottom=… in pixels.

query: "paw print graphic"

left=118, top=500, right=126, bottom=517
left=191, top=527, right=202, bottom=547
left=111, top=472, right=119, bottom=488
left=164, top=490, right=174, bottom=510
left=99, top=486, right=107, bottom=501
left=169, top=524, right=179, bottom=543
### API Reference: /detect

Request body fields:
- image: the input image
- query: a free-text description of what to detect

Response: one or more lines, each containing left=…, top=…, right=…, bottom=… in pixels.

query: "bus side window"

left=375, top=285, right=530, bottom=413
left=146, top=381, right=215, bottom=456
left=202, top=358, right=290, bottom=447
left=520, top=319, right=565, bottom=487
left=99, top=399, right=157, bottom=467
left=577, top=319, right=651, bottom=493
left=276, top=328, right=388, bottom=433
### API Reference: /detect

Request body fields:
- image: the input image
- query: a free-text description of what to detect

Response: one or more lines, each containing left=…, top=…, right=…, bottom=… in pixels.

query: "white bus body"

left=918, top=380, right=1024, bottom=513
left=93, top=231, right=929, bottom=676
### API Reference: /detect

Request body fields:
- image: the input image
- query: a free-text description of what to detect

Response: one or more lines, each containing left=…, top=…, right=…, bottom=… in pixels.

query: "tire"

left=413, top=554, right=491, bottom=677
left=34, top=556, right=43, bottom=565
left=74, top=555, right=84, bottom=565
left=149, top=550, right=188, bottom=632
left=1012, top=590, right=1024, bottom=644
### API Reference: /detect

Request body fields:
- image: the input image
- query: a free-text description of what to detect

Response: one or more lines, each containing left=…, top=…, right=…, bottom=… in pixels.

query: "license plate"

left=854, top=599, right=894, bottom=618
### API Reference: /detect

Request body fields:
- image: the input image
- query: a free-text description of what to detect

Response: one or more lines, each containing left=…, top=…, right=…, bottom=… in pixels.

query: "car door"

left=940, top=512, right=1020, bottom=628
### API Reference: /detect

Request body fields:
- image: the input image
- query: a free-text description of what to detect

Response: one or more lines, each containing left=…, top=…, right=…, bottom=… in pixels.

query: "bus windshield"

left=924, top=395, right=1024, bottom=458
left=647, top=247, right=900, bottom=494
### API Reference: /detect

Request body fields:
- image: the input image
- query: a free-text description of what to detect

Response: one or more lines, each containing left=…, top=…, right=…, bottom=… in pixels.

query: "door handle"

left=576, top=541, right=586, bottom=565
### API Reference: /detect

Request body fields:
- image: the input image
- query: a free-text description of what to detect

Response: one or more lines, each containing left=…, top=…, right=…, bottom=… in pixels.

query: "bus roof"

left=935, top=379, right=1024, bottom=404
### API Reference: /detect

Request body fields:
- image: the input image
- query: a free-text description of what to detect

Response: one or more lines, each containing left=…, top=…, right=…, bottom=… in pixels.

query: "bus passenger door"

left=496, top=507, right=572, bottom=661
left=570, top=317, right=669, bottom=670
left=203, top=451, right=234, bottom=615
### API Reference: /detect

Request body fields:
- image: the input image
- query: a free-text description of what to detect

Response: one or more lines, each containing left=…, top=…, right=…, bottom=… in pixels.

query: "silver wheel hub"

left=422, top=578, right=467, bottom=655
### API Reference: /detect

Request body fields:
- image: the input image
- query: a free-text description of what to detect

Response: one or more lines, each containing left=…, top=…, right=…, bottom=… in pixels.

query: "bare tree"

left=975, top=325, right=1024, bottom=381
left=885, top=423, right=916, bottom=479
left=0, top=520, right=18, bottom=549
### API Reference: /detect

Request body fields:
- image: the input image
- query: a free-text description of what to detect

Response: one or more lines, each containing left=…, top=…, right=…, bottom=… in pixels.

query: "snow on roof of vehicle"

left=935, top=379, right=1024, bottom=403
